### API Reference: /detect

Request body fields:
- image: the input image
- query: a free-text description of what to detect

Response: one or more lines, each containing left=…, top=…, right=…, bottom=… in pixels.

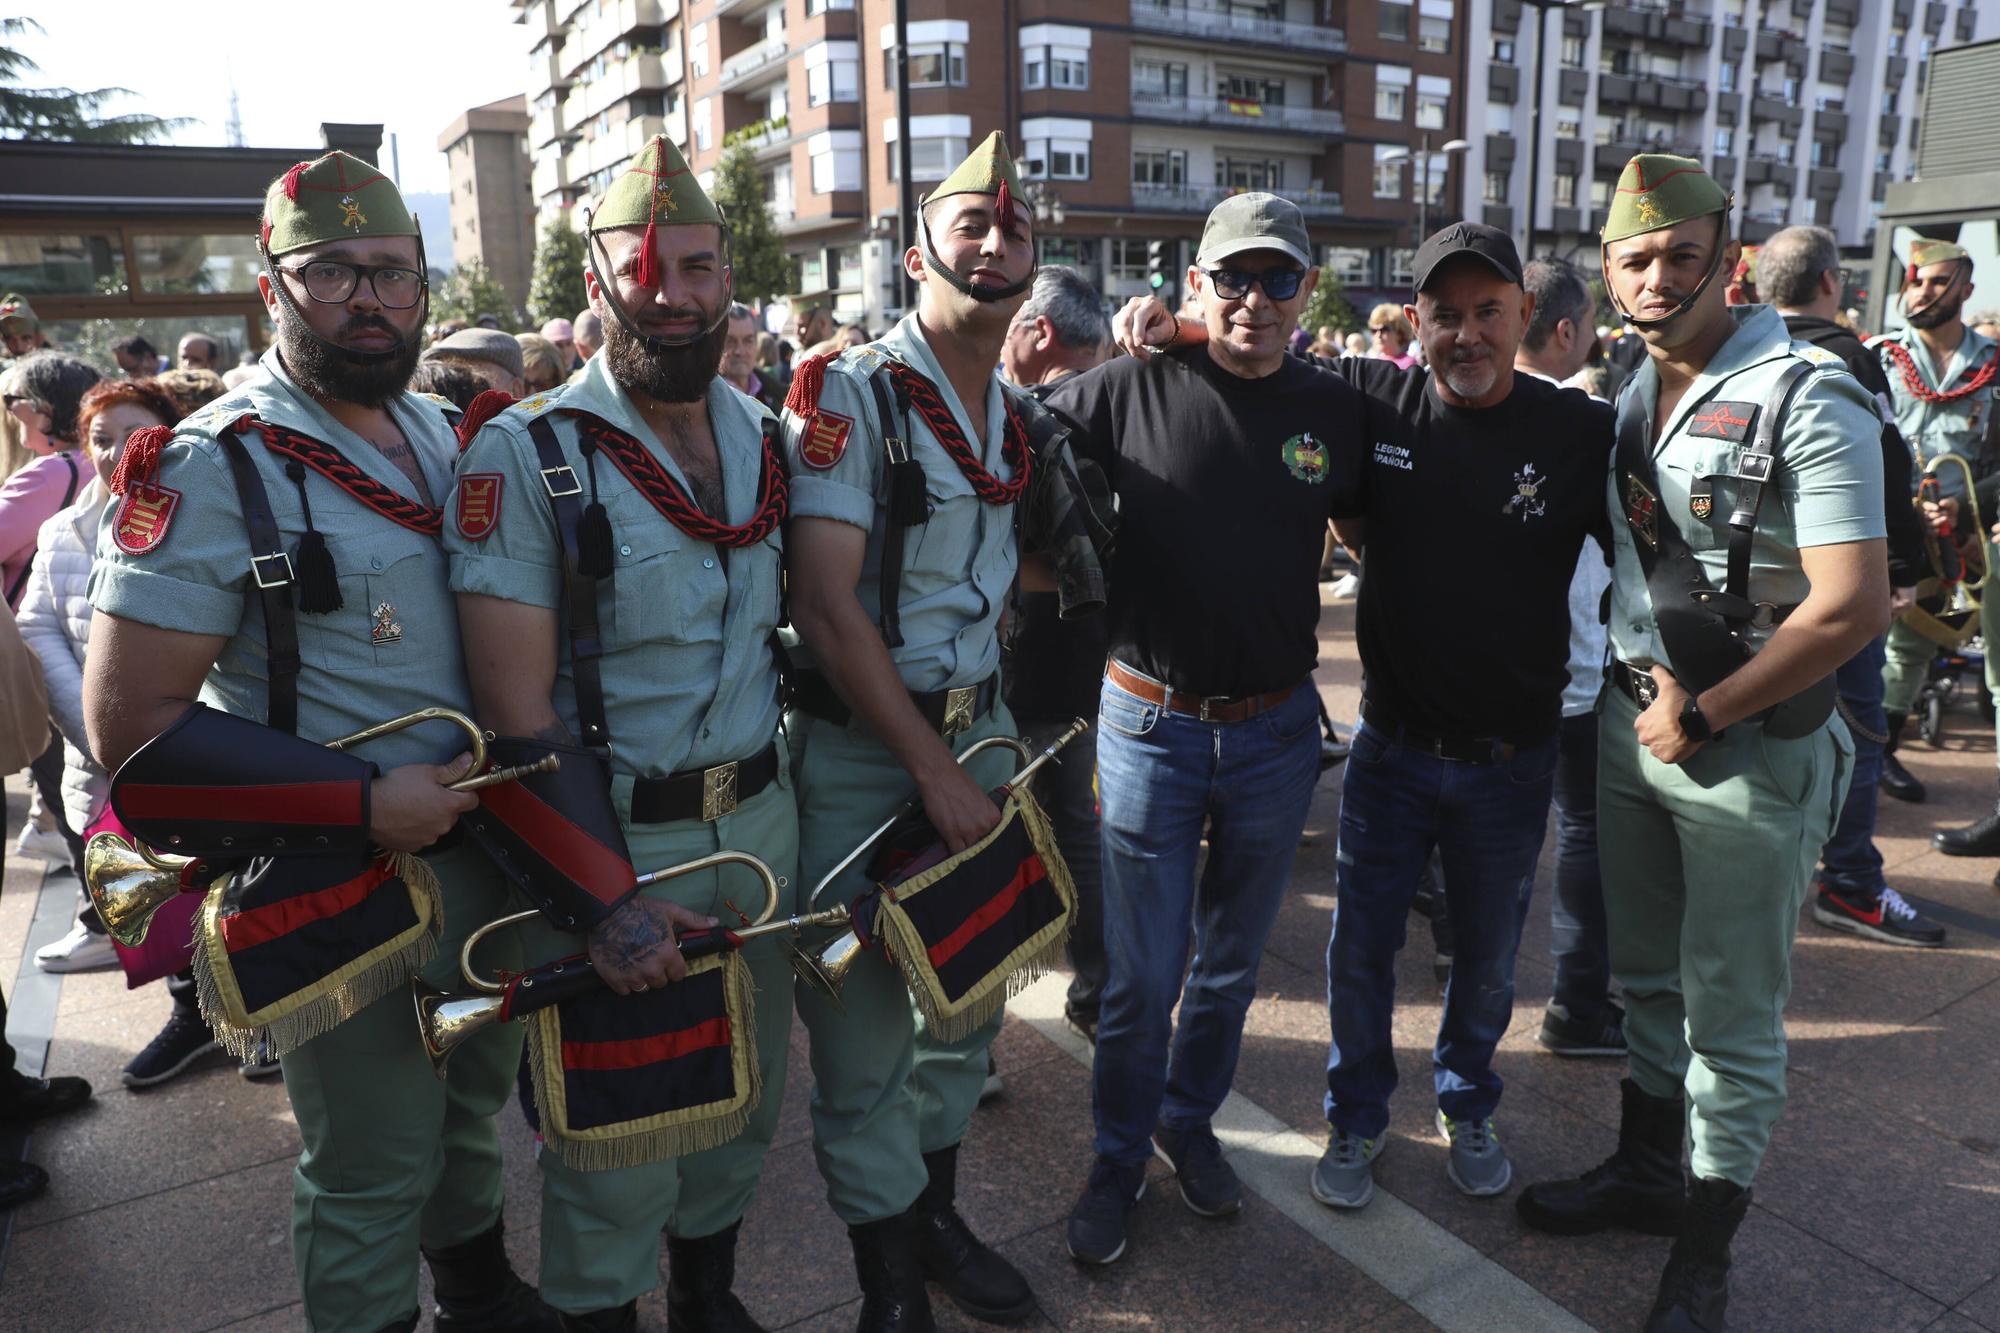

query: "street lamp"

left=1381, top=135, right=1470, bottom=245
left=1520, top=0, right=1606, bottom=261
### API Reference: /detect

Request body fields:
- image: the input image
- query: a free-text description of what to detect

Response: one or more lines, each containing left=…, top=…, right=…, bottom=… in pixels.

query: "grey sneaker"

left=1436, top=1110, right=1512, bottom=1197
left=1310, top=1128, right=1384, bottom=1210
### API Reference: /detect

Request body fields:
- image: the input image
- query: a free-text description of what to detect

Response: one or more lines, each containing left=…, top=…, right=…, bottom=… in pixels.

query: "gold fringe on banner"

left=528, top=951, right=762, bottom=1172
left=193, top=850, right=443, bottom=1061
left=873, top=787, right=1076, bottom=1043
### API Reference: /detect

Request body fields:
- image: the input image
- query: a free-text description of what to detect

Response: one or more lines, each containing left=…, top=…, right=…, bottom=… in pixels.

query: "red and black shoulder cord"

left=1880, top=340, right=2000, bottom=408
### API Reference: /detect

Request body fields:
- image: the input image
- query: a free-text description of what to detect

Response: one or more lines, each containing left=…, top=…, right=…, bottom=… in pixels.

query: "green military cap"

left=589, top=134, right=720, bottom=231
left=260, top=150, right=416, bottom=256
left=0, top=293, right=38, bottom=333
left=1601, top=154, right=1731, bottom=245
left=1907, top=237, right=1971, bottom=281
left=924, top=130, right=1026, bottom=219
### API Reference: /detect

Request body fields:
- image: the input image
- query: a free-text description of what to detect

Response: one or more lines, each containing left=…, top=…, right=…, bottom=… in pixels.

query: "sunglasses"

left=1201, top=266, right=1306, bottom=302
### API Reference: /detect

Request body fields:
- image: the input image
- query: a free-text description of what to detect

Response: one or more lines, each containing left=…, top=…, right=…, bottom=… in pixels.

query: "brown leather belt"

left=1105, top=659, right=1299, bottom=724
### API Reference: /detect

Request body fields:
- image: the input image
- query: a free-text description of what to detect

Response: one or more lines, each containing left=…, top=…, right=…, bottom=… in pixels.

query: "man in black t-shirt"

left=1046, top=193, right=1369, bottom=1268
left=1118, top=222, right=1613, bottom=1212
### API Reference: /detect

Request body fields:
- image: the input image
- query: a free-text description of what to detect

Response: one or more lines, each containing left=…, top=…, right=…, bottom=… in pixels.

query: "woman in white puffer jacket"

left=17, top=379, right=180, bottom=974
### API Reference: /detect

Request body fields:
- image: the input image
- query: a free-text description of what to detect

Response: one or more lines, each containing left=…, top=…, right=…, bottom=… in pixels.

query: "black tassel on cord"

left=286, top=461, right=343, bottom=614
left=576, top=438, right=615, bottom=577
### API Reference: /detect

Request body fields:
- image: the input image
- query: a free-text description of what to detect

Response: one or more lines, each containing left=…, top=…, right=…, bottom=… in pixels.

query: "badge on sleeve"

left=1688, top=402, right=1756, bottom=442
left=111, top=482, right=181, bottom=556
left=456, top=473, right=503, bottom=540
left=801, top=410, right=853, bottom=469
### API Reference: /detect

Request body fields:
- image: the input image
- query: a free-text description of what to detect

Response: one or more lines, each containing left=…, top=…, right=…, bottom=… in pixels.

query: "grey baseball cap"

left=1196, top=193, right=1312, bottom=269
left=423, top=327, right=525, bottom=381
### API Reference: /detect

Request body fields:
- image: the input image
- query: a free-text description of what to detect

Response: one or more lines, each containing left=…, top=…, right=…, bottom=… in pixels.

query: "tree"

left=0, top=18, right=188, bottom=143
left=527, top=213, right=589, bottom=328
left=430, top=260, right=519, bottom=330
left=710, top=144, right=794, bottom=305
left=1300, top=268, right=1362, bottom=341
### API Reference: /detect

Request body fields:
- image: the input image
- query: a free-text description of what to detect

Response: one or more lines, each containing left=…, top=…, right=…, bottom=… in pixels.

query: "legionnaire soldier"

left=82, top=152, right=552, bottom=1333
left=448, top=135, right=795, bottom=1331
left=781, top=132, right=1060, bottom=1328
left=1870, top=239, right=2000, bottom=853
left=1516, top=155, right=1888, bottom=1331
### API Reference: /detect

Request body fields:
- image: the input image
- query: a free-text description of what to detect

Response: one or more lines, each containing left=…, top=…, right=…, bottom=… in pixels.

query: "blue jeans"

left=1324, top=723, right=1557, bottom=1138
left=1549, top=710, right=1611, bottom=1018
left=1091, top=671, right=1322, bottom=1166
left=1819, top=633, right=1888, bottom=894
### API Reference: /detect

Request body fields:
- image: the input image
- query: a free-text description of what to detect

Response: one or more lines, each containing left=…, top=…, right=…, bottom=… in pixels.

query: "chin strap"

left=915, top=201, right=1035, bottom=304
left=582, top=205, right=734, bottom=352
left=1604, top=211, right=1733, bottom=334
left=1901, top=259, right=1973, bottom=329
left=260, top=233, right=428, bottom=366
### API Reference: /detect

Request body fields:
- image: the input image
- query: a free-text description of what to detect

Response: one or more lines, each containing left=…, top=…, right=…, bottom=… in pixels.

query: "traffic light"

left=1147, top=240, right=1170, bottom=292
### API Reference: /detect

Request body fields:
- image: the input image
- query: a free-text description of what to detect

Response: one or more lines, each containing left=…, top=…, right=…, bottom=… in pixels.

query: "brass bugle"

left=86, top=709, right=560, bottom=948
left=415, top=849, right=788, bottom=1077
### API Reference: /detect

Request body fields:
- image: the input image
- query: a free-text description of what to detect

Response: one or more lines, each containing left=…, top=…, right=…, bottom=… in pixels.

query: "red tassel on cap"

left=280, top=161, right=309, bottom=202
left=995, top=178, right=1015, bottom=229
left=634, top=219, right=660, bottom=290
left=784, top=353, right=831, bottom=418
left=109, top=425, right=174, bottom=497
left=456, top=388, right=519, bottom=452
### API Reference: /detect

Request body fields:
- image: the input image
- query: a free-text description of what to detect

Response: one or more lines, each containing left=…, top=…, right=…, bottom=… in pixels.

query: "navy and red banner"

left=462, top=736, right=636, bottom=930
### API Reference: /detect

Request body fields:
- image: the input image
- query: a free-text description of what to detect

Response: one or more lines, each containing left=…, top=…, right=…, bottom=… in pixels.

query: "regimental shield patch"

left=1690, top=492, right=1713, bottom=521
left=1688, top=401, right=1757, bottom=442
left=801, top=411, right=852, bottom=469
left=112, top=482, right=181, bottom=555
left=456, top=473, right=503, bottom=540
left=1625, top=474, right=1660, bottom=551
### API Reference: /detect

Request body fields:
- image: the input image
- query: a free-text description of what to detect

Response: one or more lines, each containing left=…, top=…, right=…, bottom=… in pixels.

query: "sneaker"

left=1066, top=1158, right=1147, bottom=1265
left=240, top=1053, right=285, bottom=1081
left=979, top=1053, right=1004, bottom=1104
left=1152, top=1122, right=1242, bottom=1217
left=1538, top=1000, right=1629, bottom=1058
left=1813, top=883, right=1947, bottom=948
left=12, top=822, right=69, bottom=865
left=1330, top=572, right=1361, bottom=599
left=34, top=922, right=119, bottom=974
left=121, top=1011, right=221, bottom=1088
left=1437, top=1110, right=1513, bottom=1197
left=1310, top=1128, right=1384, bottom=1210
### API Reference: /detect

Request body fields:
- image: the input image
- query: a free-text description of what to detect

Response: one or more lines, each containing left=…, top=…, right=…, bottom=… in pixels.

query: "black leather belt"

left=791, top=669, right=997, bottom=738
left=1360, top=699, right=1523, bottom=764
left=629, top=741, right=779, bottom=824
left=1608, top=661, right=1663, bottom=708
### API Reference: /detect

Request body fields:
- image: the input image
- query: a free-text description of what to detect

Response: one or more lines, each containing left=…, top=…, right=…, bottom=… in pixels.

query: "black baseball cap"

left=1412, top=222, right=1524, bottom=294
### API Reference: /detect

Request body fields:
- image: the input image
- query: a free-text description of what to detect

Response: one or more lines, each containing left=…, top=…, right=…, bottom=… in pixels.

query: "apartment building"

left=1462, top=0, right=1998, bottom=271
left=438, top=96, right=537, bottom=313
left=513, top=0, right=1473, bottom=327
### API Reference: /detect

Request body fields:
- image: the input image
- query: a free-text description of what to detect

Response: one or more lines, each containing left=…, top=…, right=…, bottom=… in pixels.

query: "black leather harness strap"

left=866, top=369, right=915, bottom=649
left=217, top=431, right=302, bottom=736
left=528, top=414, right=612, bottom=753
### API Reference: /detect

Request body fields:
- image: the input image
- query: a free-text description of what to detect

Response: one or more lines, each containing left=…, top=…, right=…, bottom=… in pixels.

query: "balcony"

left=1721, top=28, right=1748, bottom=60
left=1129, top=182, right=1342, bottom=217
left=725, top=114, right=798, bottom=162
left=1489, top=63, right=1519, bottom=103
left=1750, top=96, right=1803, bottom=131
left=1127, top=1, right=1346, bottom=55
left=1813, top=107, right=1848, bottom=138
left=570, top=52, right=679, bottom=126
left=1598, top=74, right=1709, bottom=114
left=1807, top=168, right=1842, bottom=198
left=1129, top=92, right=1344, bottom=136
left=1716, top=90, right=1741, bottom=121
left=1483, top=205, right=1515, bottom=233
left=522, top=0, right=555, bottom=46
left=1924, top=1, right=1945, bottom=35
left=1826, top=0, right=1860, bottom=22
left=1710, top=155, right=1738, bottom=184
left=1557, top=67, right=1590, bottom=105
left=1879, top=115, right=1901, bottom=149
left=1486, top=133, right=1516, bottom=172
left=717, top=33, right=789, bottom=91
left=1819, top=48, right=1855, bottom=84
left=1885, top=55, right=1907, bottom=85
left=1492, top=0, right=1521, bottom=33
left=529, top=106, right=566, bottom=153
left=1891, top=0, right=1913, bottom=25
left=1744, top=156, right=1797, bottom=189
left=531, top=153, right=569, bottom=204
left=1595, top=141, right=1641, bottom=174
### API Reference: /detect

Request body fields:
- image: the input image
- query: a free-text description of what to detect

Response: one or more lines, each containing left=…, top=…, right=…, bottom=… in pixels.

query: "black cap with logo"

left=1412, top=222, right=1524, bottom=294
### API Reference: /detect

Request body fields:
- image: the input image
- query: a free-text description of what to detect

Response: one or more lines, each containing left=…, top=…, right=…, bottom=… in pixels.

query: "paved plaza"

left=5, top=589, right=2000, bottom=1332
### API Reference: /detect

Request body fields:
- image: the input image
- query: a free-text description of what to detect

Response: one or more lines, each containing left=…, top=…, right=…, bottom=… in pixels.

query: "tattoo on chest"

left=368, top=435, right=433, bottom=505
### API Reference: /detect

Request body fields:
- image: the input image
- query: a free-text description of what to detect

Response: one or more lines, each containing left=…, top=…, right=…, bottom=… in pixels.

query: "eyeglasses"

left=1369, top=326, right=1396, bottom=336
left=1201, top=266, right=1306, bottom=302
left=276, top=260, right=425, bottom=309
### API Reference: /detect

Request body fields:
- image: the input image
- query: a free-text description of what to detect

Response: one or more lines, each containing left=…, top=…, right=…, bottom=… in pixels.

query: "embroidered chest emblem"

left=371, top=601, right=402, bottom=645
left=1503, top=463, right=1547, bottom=520
left=1689, top=401, right=1756, bottom=441
left=1625, top=475, right=1660, bottom=551
left=1281, top=432, right=1329, bottom=484
left=339, top=195, right=367, bottom=231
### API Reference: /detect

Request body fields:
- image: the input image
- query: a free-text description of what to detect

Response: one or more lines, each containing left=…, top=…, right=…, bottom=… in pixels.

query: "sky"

left=13, top=1, right=529, bottom=197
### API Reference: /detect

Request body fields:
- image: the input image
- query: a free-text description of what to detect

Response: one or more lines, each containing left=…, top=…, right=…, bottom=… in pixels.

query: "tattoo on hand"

left=593, top=898, right=669, bottom=967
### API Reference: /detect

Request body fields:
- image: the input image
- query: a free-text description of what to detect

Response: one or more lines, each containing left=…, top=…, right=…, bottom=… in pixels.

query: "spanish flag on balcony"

left=1222, top=97, right=1264, bottom=117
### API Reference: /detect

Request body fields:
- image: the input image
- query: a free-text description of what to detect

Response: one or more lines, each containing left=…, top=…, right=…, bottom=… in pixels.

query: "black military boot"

left=910, top=1144, right=1035, bottom=1324
left=848, top=1214, right=936, bottom=1333
left=555, top=1304, right=637, bottom=1333
left=1515, top=1079, right=1685, bottom=1236
left=1934, top=774, right=2000, bottom=855
left=666, top=1221, right=767, bottom=1332
left=422, top=1217, right=559, bottom=1332
left=1879, top=714, right=1927, bottom=803
left=1644, top=1177, right=1751, bottom=1332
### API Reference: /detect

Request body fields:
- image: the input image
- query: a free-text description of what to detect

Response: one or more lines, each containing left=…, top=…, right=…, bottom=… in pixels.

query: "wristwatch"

left=1678, top=695, right=1719, bottom=743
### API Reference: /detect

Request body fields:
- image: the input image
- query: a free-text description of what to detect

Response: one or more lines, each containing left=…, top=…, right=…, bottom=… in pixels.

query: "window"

left=1379, top=1, right=1411, bottom=41
left=1038, top=237, right=1092, bottom=278
left=689, top=21, right=709, bottom=78
left=1783, top=77, right=1800, bottom=104
left=1220, top=74, right=1285, bottom=109
left=1876, top=149, right=1892, bottom=173
left=1590, top=177, right=1613, bottom=210
left=1715, top=126, right=1734, bottom=155
left=1387, top=247, right=1417, bottom=286
left=1556, top=115, right=1580, bottom=139
left=1777, top=140, right=1794, bottom=164
left=1024, top=45, right=1089, bottom=89
left=805, top=41, right=858, bottom=106
left=1809, top=140, right=1827, bottom=167
left=1110, top=238, right=1151, bottom=281
left=1132, top=148, right=1187, bottom=187
left=1376, top=65, right=1410, bottom=120
left=1324, top=247, right=1371, bottom=286
left=1483, top=169, right=1508, bottom=205
left=1133, top=60, right=1188, bottom=100
left=889, top=136, right=968, bottom=182
left=1881, top=90, right=1896, bottom=114
left=1374, top=145, right=1404, bottom=199
left=130, top=233, right=260, bottom=295
left=834, top=246, right=863, bottom=288
left=887, top=41, right=966, bottom=88
left=1561, top=36, right=1584, bottom=68
left=805, top=0, right=852, bottom=13
left=808, top=130, right=862, bottom=193
left=768, top=164, right=794, bottom=216
left=1418, top=16, right=1451, bottom=52
left=1415, top=76, right=1449, bottom=131
left=1554, top=173, right=1576, bottom=207
left=1422, top=153, right=1449, bottom=207
left=1217, top=157, right=1283, bottom=191
left=1025, top=138, right=1090, bottom=180
left=1492, top=36, right=1514, bottom=62
left=692, top=97, right=712, bottom=152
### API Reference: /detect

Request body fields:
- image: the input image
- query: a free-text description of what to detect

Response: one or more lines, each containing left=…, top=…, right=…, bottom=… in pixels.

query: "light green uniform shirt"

left=780, top=313, right=1019, bottom=693
left=1608, top=304, right=1886, bottom=669
left=447, top=356, right=784, bottom=779
left=86, top=346, right=474, bottom=771
left=1875, top=322, right=1998, bottom=497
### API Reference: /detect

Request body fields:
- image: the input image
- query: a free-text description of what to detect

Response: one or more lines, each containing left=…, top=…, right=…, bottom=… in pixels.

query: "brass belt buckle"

left=1632, top=667, right=1658, bottom=708
left=701, top=761, right=739, bottom=821
left=942, top=685, right=978, bottom=737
